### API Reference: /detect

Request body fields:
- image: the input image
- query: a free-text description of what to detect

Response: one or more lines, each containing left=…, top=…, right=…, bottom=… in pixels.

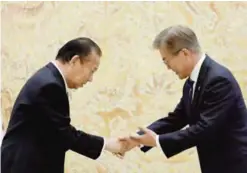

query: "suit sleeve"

left=140, top=96, right=188, bottom=152
left=36, top=83, right=104, bottom=160
left=158, top=77, right=235, bottom=158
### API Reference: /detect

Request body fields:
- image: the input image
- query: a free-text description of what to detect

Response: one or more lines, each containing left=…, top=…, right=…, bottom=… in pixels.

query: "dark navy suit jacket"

left=1, top=63, right=104, bottom=173
left=141, top=56, right=247, bottom=173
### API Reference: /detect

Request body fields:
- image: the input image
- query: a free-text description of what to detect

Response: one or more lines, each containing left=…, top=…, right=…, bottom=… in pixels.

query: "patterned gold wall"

left=1, top=2, right=247, bottom=173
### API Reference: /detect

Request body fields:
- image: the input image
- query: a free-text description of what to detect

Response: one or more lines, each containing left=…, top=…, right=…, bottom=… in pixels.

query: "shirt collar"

left=190, top=53, right=206, bottom=82
left=51, top=61, right=68, bottom=93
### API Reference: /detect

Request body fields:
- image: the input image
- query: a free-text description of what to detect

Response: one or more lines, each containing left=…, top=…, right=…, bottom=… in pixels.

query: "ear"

left=181, top=48, right=190, bottom=57
left=70, top=55, right=80, bottom=65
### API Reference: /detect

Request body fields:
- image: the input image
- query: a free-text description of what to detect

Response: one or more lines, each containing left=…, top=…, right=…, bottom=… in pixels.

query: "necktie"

left=187, top=78, right=194, bottom=104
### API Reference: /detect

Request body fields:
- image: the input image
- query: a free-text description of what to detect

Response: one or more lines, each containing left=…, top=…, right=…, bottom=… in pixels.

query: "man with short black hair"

left=1, top=37, right=125, bottom=173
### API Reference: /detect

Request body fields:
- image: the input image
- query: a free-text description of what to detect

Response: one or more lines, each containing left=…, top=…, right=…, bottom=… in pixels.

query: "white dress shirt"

left=0, top=117, right=3, bottom=146
left=189, top=54, right=206, bottom=99
left=51, top=61, right=69, bottom=93
left=155, top=54, right=206, bottom=150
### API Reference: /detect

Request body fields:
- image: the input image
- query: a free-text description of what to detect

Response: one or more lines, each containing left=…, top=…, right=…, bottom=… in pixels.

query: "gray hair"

left=153, top=25, right=201, bottom=55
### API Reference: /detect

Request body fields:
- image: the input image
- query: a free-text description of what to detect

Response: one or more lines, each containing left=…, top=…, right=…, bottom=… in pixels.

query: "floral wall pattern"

left=1, top=1, right=247, bottom=173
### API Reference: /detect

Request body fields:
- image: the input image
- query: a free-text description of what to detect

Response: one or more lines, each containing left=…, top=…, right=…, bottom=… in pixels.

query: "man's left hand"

left=130, top=127, right=157, bottom=147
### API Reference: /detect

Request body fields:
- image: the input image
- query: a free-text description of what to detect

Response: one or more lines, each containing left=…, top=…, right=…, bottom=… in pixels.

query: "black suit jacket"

left=1, top=63, right=104, bottom=173
left=141, top=56, right=247, bottom=173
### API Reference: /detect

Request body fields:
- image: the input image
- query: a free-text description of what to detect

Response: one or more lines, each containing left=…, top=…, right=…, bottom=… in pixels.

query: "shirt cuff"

left=156, top=135, right=161, bottom=149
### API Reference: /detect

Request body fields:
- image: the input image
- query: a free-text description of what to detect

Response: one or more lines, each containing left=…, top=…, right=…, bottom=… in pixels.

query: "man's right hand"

left=104, top=137, right=126, bottom=154
left=104, top=134, right=143, bottom=158
left=118, top=135, right=141, bottom=152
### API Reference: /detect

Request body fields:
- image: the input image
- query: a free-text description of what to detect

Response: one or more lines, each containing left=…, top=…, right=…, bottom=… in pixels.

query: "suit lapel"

left=46, top=62, right=67, bottom=93
left=45, top=62, right=70, bottom=112
left=191, top=55, right=211, bottom=109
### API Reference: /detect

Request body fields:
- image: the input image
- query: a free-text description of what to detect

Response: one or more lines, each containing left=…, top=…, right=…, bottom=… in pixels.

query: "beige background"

left=1, top=1, right=247, bottom=173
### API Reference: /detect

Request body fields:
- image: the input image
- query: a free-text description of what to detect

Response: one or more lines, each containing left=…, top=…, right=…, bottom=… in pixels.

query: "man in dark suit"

left=1, top=37, right=125, bottom=173
left=121, top=25, right=247, bottom=173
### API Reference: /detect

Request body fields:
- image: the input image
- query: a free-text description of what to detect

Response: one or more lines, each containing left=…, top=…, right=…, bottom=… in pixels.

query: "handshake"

left=104, top=127, right=157, bottom=158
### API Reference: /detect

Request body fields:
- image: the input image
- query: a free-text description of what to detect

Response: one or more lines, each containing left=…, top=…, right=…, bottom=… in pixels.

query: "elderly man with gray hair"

left=121, top=25, right=247, bottom=173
